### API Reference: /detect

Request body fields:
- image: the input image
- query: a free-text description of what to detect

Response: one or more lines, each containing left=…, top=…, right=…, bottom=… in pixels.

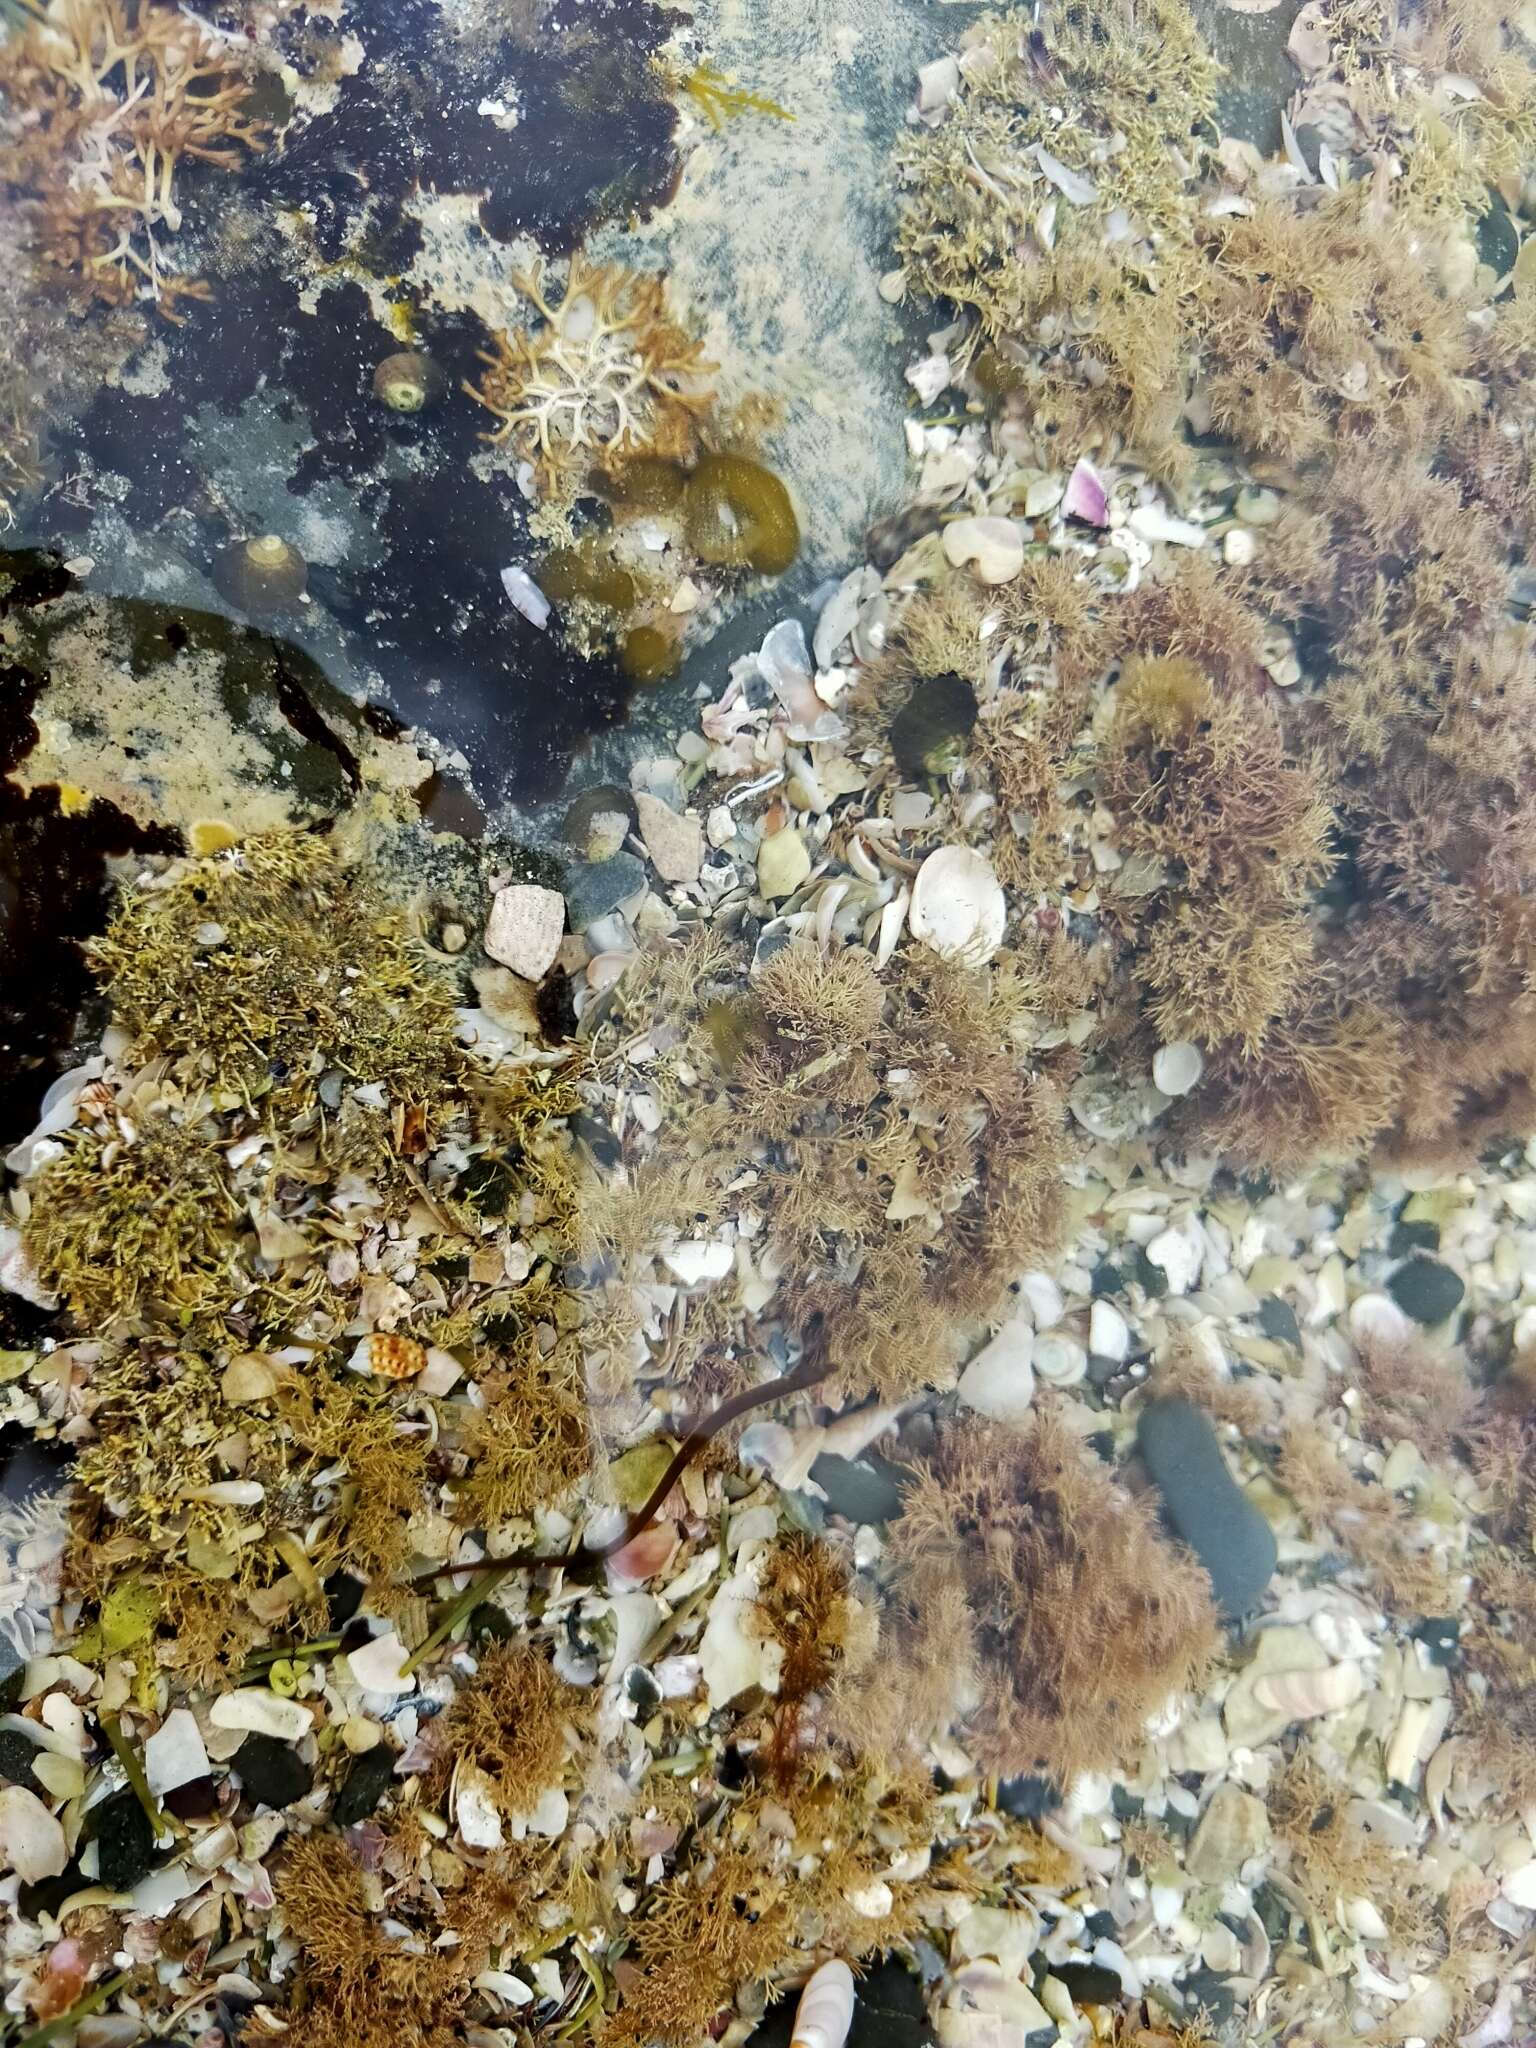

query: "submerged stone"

left=565, top=854, right=647, bottom=931
left=1386, top=1256, right=1465, bottom=1327
left=235, top=1733, right=314, bottom=1810
left=0, top=1729, right=41, bottom=1792
left=810, top=1453, right=904, bottom=1524
left=91, top=1786, right=159, bottom=1892
left=1137, top=1398, right=1277, bottom=1620
left=332, top=1744, right=396, bottom=1826
left=995, top=1773, right=1059, bottom=1820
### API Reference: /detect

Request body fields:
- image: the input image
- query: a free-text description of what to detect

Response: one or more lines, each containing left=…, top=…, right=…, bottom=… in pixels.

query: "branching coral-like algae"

left=0, top=0, right=269, bottom=315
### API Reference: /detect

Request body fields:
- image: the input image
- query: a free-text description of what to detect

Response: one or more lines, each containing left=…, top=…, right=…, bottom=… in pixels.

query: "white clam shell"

left=1252, top=1658, right=1363, bottom=1720
left=0, top=1785, right=67, bottom=1883
left=791, top=1960, right=856, bottom=2048
left=909, top=847, right=1006, bottom=965
left=1152, top=1039, right=1203, bottom=1096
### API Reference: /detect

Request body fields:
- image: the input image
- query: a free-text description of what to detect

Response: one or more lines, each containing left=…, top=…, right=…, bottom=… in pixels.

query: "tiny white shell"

left=791, top=1960, right=856, bottom=2048
left=1033, top=1334, right=1087, bottom=1387
left=942, top=515, right=1024, bottom=585
left=909, top=847, right=1006, bottom=966
left=1152, top=1040, right=1203, bottom=1096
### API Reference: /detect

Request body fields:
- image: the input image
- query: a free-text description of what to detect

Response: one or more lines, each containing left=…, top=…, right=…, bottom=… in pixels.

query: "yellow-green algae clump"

left=25, top=826, right=588, bottom=1676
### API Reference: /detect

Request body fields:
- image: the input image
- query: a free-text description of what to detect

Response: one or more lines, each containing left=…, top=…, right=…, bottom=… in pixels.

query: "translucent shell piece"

left=790, top=1960, right=856, bottom=2048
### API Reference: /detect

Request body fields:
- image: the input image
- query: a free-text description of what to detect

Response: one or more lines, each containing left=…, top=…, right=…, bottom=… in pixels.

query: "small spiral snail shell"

left=373, top=351, right=446, bottom=413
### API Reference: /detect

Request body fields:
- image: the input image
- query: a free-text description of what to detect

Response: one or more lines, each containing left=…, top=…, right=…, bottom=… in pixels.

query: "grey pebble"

left=1137, top=1398, right=1277, bottom=1621
left=1386, top=1255, right=1465, bottom=1327
left=563, top=853, right=647, bottom=931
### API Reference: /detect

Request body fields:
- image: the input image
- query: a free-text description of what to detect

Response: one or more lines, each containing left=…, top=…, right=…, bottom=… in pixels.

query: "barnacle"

left=0, top=0, right=269, bottom=315
left=468, top=255, right=716, bottom=512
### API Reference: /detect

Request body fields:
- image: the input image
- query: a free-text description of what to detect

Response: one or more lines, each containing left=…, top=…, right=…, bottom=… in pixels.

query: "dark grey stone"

left=564, top=853, right=647, bottom=930
left=1387, top=1256, right=1465, bottom=1327
left=1137, top=1397, right=1278, bottom=1620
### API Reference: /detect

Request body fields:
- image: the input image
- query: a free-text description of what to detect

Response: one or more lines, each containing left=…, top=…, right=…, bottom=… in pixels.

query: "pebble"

left=234, top=1733, right=314, bottom=1810
left=91, top=1787, right=158, bottom=1891
left=484, top=884, right=565, bottom=982
left=564, top=853, right=647, bottom=931
left=1236, top=485, right=1282, bottom=525
left=635, top=792, right=704, bottom=885
left=1137, top=1399, right=1278, bottom=1620
left=1185, top=1782, right=1269, bottom=1881
left=1386, top=1255, right=1465, bottom=1326
left=0, top=1730, right=41, bottom=1793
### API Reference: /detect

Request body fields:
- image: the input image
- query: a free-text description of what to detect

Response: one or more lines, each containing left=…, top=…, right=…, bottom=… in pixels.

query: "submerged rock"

left=234, top=1733, right=314, bottom=1810
left=90, top=1787, right=157, bottom=1892
left=1386, top=1255, right=1465, bottom=1327
left=1137, top=1398, right=1277, bottom=1620
left=1185, top=1780, right=1270, bottom=1881
left=332, top=1744, right=396, bottom=1826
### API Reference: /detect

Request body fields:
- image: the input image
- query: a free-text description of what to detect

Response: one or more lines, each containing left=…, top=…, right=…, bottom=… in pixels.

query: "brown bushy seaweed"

left=884, top=1409, right=1220, bottom=1782
left=428, top=1643, right=592, bottom=1818
left=582, top=929, right=1071, bottom=1404
left=1099, top=655, right=1334, bottom=1053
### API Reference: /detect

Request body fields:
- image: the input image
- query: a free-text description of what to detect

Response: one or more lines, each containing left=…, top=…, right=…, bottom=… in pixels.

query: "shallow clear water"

left=4, top=4, right=1536, bottom=2047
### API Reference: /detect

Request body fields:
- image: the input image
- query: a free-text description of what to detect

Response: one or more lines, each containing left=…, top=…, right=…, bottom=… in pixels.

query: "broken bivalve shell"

left=942, top=515, right=1024, bottom=585
left=1252, top=1659, right=1363, bottom=1720
left=791, top=1960, right=856, bottom=2048
left=909, top=847, right=1006, bottom=965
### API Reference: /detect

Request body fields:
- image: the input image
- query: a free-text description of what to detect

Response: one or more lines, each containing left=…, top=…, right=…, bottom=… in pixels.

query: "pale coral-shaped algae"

left=468, top=254, right=716, bottom=512
left=0, top=0, right=269, bottom=316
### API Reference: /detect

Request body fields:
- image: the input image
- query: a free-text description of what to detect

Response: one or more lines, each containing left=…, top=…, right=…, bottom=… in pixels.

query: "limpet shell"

left=909, top=847, right=1006, bottom=965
